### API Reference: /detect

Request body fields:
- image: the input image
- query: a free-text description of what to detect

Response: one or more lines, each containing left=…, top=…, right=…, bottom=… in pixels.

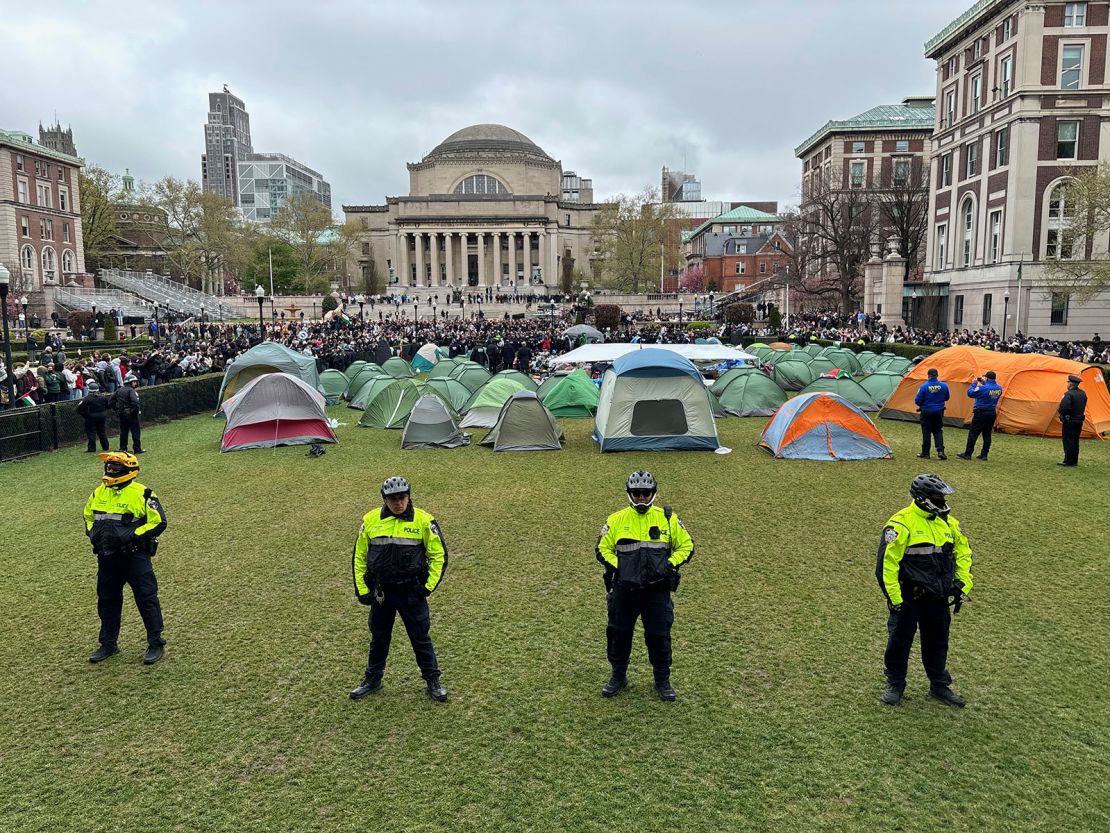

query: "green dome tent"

left=217, top=342, right=321, bottom=405
left=764, top=349, right=789, bottom=365
left=803, top=343, right=823, bottom=356
left=883, top=357, right=914, bottom=375
left=345, top=360, right=370, bottom=379
left=856, top=351, right=880, bottom=370
left=451, top=363, right=493, bottom=393
left=382, top=356, right=416, bottom=378
left=822, top=348, right=863, bottom=375
left=799, top=375, right=879, bottom=411
left=859, top=371, right=905, bottom=407
left=401, top=395, right=470, bottom=449
left=423, top=377, right=474, bottom=412
left=357, top=378, right=423, bottom=428
left=716, top=371, right=787, bottom=416
left=807, top=356, right=839, bottom=377
left=492, top=369, right=538, bottom=392
left=427, top=357, right=464, bottom=380
left=347, top=374, right=397, bottom=410
left=319, top=369, right=349, bottom=405
left=541, top=370, right=600, bottom=418
left=343, top=363, right=385, bottom=399
left=712, top=366, right=762, bottom=397
left=786, top=349, right=814, bottom=364
left=480, top=391, right=564, bottom=452
left=460, top=378, right=526, bottom=428
left=772, top=358, right=817, bottom=391
left=537, top=372, right=573, bottom=399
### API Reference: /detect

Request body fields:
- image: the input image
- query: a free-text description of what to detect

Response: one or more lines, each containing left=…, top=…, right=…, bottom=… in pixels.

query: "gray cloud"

left=0, top=0, right=972, bottom=211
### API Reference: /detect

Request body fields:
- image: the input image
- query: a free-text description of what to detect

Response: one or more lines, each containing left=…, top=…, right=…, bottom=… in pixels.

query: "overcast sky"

left=2, top=0, right=973, bottom=213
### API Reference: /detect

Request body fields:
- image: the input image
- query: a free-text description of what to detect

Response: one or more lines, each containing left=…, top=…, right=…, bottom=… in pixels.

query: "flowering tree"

left=679, top=264, right=705, bottom=292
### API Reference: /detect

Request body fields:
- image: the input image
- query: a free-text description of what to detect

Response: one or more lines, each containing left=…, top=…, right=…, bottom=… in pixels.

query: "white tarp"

left=549, top=343, right=757, bottom=366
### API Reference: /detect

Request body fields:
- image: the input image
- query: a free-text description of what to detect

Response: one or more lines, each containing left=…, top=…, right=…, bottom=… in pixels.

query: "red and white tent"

left=219, top=373, right=337, bottom=452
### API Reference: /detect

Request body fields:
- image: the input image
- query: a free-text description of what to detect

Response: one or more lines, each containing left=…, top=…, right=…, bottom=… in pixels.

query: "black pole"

left=1, top=284, right=15, bottom=408
left=257, top=296, right=265, bottom=341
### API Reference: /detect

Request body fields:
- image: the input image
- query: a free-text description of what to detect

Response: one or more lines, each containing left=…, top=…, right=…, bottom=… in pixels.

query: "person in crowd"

left=349, top=476, right=449, bottom=703
left=1057, top=374, right=1087, bottom=467
left=914, top=367, right=950, bottom=460
left=77, top=380, right=111, bottom=452
left=876, top=474, right=973, bottom=708
left=957, top=371, right=1002, bottom=460
left=83, top=451, right=168, bottom=665
left=110, top=373, right=144, bottom=453
left=42, top=362, right=67, bottom=403
left=595, top=471, right=693, bottom=702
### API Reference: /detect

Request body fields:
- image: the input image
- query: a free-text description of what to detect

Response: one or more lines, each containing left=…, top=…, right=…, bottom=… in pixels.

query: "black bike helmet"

left=910, top=473, right=955, bottom=516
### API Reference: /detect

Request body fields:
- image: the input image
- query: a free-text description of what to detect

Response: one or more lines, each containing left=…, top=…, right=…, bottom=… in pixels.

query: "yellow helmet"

left=98, top=451, right=139, bottom=487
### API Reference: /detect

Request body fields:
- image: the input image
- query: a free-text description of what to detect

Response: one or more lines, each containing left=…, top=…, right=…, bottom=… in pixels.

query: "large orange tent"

left=880, top=345, right=1110, bottom=438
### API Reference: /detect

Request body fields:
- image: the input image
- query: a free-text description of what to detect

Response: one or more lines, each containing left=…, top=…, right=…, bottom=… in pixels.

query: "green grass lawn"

left=1, top=410, right=1107, bottom=833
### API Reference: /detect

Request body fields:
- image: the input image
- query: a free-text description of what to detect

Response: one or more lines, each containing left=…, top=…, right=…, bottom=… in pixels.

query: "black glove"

left=669, top=567, right=681, bottom=592
left=889, top=602, right=904, bottom=615
left=357, top=593, right=372, bottom=606
left=422, top=587, right=431, bottom=597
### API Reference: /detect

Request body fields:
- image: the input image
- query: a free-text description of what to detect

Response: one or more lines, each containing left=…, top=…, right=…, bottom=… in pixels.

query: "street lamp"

left=910, top=289, right=918, bottom=328
left=199, top=303, right=205, bottom=326
left=312, top=301, right=318, bottom=322
left=679, top=300, right=683, bottom=326
left=413, top=302, right=418, bottom=322
left=19, top=295, right=27, bottom=342
left=254, top=284, right=265, bottom=340
left=1002, top=289, right=1010, bottom=340
left=0, top=264, right=16, bottom=409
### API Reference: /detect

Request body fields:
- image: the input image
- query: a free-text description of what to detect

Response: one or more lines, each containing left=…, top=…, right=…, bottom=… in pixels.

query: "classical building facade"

left=923, top=0, right=1110, bottom=338
left=0, top=127, right=86, bottom=302
left=343, top=124, right=600, bottom=296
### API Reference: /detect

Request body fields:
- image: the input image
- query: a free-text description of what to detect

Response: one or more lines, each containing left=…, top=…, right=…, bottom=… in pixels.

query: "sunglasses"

left=629, top=490, right=654, bottom=499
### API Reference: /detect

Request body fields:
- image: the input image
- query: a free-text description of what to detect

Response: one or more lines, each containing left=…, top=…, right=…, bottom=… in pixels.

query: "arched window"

left=41, top=246, right=57, bottom=283
left=20, top=245, right=36, bottom=281
left=961, top=198, right=976, bottom=267
left=454, top=174, right=510, bottom=195
left=1046, top=182, right=1076, bottom=259
left=62, top=249, right=75, bottom=274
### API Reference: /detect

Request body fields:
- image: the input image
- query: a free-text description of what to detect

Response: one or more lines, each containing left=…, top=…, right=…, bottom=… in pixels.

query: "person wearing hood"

left=595, top=471, right=694, bottom=702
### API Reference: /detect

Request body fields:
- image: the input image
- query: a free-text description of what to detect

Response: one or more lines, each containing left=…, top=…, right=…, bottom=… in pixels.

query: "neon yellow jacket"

left=83, top=481, right=167, bottom=554
left=596, top=505, right=693, bottom=587
left=876, top=503, right=973, bottom=605
left=352, top=505, right=447, bottom=596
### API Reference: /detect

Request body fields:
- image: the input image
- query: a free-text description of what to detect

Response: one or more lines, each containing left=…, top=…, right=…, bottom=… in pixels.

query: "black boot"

left=928, top=685, right=966, bottom=708
left=917, top=453, right=930, bottom=459
left=881, top=685, right=904, bottom=705
left=349, top=675, right=383, bottom=700
left=426, top=678, right=448, bottom=702
left=88, top=645, right=119, bottom=664
left=654, top=678, right=677, bottom=702
left=937, top=452, right=947, bottom=460
left=601, top=675, right=627, bottom=698
left=956, top=452, right=971, bottom=460
left=143, top=644, right=165, bottom=665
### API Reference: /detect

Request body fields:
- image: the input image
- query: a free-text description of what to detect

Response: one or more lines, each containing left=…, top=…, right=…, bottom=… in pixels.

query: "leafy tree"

left=321, top=295, right=339, bottom=313
left=590, top=187, right=679, bottom=292
left=768, top=306, right=782, bottom=331
left=67, top=310, right=93, bottom=335
left=240, top=237, right=300, bottom=294
left=103, top=317, right=117, bottom=341
left=593, top=304, right=620, bottom=331
left=1043, top=164, right=1110, bottom=302
left=726, top=302, right=755, bottom=325
left=270, top=192, right=340, bottom=295
left=79, top=165, right=120, bottom=273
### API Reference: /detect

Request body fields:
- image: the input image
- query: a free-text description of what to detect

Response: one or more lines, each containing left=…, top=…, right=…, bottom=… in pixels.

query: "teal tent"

left=218, top=342, right=321, bottom=406
left=348, top=374, right=398, bottom=410
left=451, top=363, right=493, bottom=393
left=319, top=369, right=349, bottom=404
left=357, top=378, right=423, bottom=428
left=427, top=358, right=465, bottom=379
left=716, top=371, right=787, bottom=416
left=343, top=363, right=385, bottom=400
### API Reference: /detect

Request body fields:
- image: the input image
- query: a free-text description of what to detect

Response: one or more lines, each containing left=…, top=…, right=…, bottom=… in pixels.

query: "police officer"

left=350, top=476, right=448, bottom=702
left=83, top=451, right=168, bottom=664
left=77, top=380, right=111, bottom=452
left=957, top=370, right=1002, bottom=460
left=1057, top=374, right=1087, bottom=467
left=110, top=373, right=145, bottom=454
left=914, top=367, right=950, bottom=460
left=876, top=474, right=973, bottom=707
left=596, top=471, right=693, bottom=701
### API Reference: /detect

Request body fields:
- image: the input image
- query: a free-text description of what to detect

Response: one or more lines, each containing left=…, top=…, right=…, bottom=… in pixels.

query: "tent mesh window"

left=630, top=400, right=688, bottom=436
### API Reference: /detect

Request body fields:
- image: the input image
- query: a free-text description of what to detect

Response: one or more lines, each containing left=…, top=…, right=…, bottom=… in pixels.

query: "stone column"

left=477, top=232, right=486, bottom=286
left=547, top=227, right=559, bottom=290
left=412, top=232, right=424, bottom=287
left=863, top=243, right=883, bottom=314
left=537, top=230, right=547, bottom=290
left=398, top=232, right=409, bottom=289
left=445, top=232, right=455, bottom=286
left=521, top=231, right=531, bottom=286
left=428, top=231, right=439, bottom=287
left=491, top=231, right=502, bottom=285
left=879, top=241, right=907, bottom=327
left=507, top=231, right=517, bottom=287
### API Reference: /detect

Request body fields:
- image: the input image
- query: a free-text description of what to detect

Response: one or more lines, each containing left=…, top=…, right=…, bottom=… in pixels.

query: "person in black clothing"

left=1057, top=374, right=1088, bottom=467
left=111, top=374, right=145, bottom=453
left=77, top=381, right=111, bottom=452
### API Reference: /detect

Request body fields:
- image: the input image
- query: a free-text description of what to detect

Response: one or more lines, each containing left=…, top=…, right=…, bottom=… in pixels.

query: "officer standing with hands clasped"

left=350, top=476, right=449, bottom=702
left=1057, top=374, right=1087, bottom=467
left=83, top=451, right=168, bottom=665
left=876, top=474, right=973, bottom=707
left=957, top=370, right=1002, bottom=460
left=596, top=471, right=693, bottom=701
left=914, top=368, right=950, bottom=459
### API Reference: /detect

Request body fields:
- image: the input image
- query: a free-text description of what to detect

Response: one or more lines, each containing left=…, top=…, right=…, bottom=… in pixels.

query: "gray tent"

left=402, top=395, right=470, bottom=449
left=480, top=390, right=564, bottom=451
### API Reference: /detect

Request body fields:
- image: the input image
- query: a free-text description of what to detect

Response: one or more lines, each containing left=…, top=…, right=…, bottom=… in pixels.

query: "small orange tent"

left=880, top=345, right=1110, bottom=438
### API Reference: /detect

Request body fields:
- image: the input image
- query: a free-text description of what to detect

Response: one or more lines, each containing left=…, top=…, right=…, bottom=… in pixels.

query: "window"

left=565, top=213, right=571, bottom=225
left=852, top=141, right=865, bottom=153
left=1064, top=2, right=1087, bottom=27
left=971, top=75, right=982, bottom=113
left=59, top=186, right=69, bottom=212
left=850, top=161, right=865, bottom=187
left=894, top=159, right=910, bottom=186
left=454, top=174, right=510, bottom=195
left=962, top=199, right=976, bottom=267
left=62, top=250, right=75, bottom=274
left=990, top=210, right=1003, bottom=263
left=1057, top=120, right=1079, bottom=159
left=773, top=262, right=781, bottom=273
left=936, top=223, right=948, bottom=270
left=36, top=183, right=51, bottom=208
left=982, top=293, right=993, bottom=326
left=944, top=89, right=957, bottom=126
left=966, top=141, right=979, bottom=176
left=1047, top=228, right=1074, bottom=258
left=1047, top=183, right=1076, bottom=259
left=736, top=261, right=745, bottom=275
left=40, top=219, right=54, bottom=241
left=973, top=38, right=983, bottom=59
left=62, top=222, right=70, bottom=243
left=1061, top=45, right=1083, bottom=89
left=1003, top=17, right=1013, bottom=41
left=996, top=127, right=1009, bottom=166
left=954, top=294, right=964, bottom=325
left=15, top=153, right=23, bottom=172
left=896, top=140, right=909, bottom=152
left=759, top=262, right=767, bottom=273
left=41, top=247, right=56, bottom=283
left=1050, top=293, right=1070, bottom=324
left=1000, top=56, right=1013, bottom=96
left=942, top=153, right=952, bottom=186
left=361, top=242, right=370, bottom=256
left=20, top=216, right=29, bottom=237
left=20, top=245, right=35, bottom=276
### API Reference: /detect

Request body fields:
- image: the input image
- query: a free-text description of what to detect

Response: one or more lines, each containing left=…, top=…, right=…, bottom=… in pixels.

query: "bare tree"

left=590, top=187, right=679, bottom=292
left=876, top=157, right=930, bottom=281
left=1043, top=164, right=1110, bottom=302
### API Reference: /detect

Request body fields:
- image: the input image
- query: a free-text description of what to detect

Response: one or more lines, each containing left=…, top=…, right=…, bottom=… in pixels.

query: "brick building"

left=922, top=0, right=1110, bottom=338
left=0, top=128, right=86, bottom=316
left=682, top=206, right=790, bottom=293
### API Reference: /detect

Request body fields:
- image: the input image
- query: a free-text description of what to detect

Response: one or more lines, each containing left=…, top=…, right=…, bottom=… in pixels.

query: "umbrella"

left=563, top=324, right=604, bottom=343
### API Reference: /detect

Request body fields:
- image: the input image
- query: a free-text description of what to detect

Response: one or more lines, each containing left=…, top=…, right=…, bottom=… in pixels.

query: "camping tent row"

left=745, top=344, right=914, bottom=378
left=881, top=345, right=1110, bottom=437
left=402, top=395, right=470, bottom=449
left=218, top=373, right=337, bottom=452
left=218, top=342, right=322, bottom=405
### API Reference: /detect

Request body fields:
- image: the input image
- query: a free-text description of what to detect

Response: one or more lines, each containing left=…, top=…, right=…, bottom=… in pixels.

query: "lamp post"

left=0, top=264, right=16, bottom=408
left=312, top=301, right=318, bottom=322
left=910, top=289, right=918, bottom=328
left=254, top=284, right=265, bottom=340
left=1002, top=289, right=1010, bottom=340
left=19, top=295, right=27, bottom=342
left=152, top=302, right=159, bottom=347
left=413, top=302, right=418, bottom=322
left=679, top=300, right=683, bottom=326
left=199, top=303, right=205, bottom=327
